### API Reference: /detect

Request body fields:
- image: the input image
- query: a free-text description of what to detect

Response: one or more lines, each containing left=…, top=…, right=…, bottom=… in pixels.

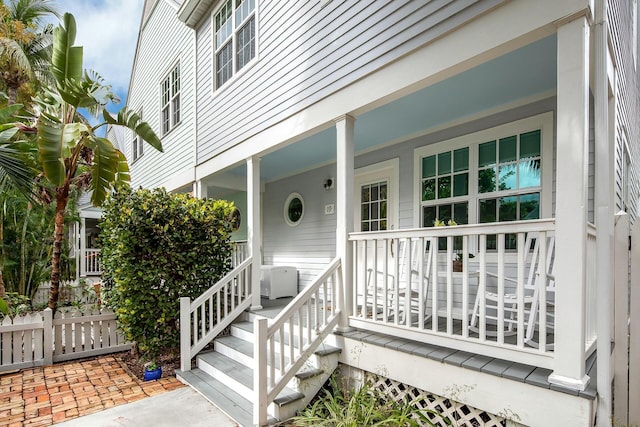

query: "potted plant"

left=143, top=360, right=162, bottom=381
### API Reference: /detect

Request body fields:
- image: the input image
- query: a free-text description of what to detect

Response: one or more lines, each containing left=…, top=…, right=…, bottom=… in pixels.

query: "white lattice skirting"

left=366, top=373, right=520, bottom=427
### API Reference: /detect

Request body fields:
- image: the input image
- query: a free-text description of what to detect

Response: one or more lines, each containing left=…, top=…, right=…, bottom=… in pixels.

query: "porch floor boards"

left=252, top=298, right=597, bottom=401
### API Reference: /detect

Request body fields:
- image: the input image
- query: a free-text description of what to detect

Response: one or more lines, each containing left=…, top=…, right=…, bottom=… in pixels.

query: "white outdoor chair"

left=366, top=237, right=433, bottom=324
left=469, top=232, right=555, bottom=348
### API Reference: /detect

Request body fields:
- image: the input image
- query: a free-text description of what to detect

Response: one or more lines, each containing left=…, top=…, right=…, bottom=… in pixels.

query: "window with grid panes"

left=214, top=0, right=256, bottom=89
left=161, top=63, right=180, bottom=135
left=477, top=130, right=541, bottom=249
left=360, top=181, right=388, bottom=231
left=417, top=115, right=550, bottom=253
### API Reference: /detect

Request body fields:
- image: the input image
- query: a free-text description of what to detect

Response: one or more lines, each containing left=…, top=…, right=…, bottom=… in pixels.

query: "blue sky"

left=51, top=0, right=144, bottom=114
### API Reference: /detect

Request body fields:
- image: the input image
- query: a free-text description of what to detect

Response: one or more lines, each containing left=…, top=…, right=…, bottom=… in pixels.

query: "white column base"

left=548, top=372, right=590, bottom=391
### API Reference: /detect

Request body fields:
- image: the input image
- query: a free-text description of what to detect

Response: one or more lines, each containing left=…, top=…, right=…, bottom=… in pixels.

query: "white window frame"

left=212, top=0, right=257, bottom=91
left=413, top=113, right=554, bottom=229
left=132, top=109, right=144, bottom=162
left=161, top=62, right=181, bottom=136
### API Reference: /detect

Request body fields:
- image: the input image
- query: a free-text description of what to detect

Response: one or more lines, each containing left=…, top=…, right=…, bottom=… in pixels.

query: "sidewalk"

left=0, top=354, right=235, bottom=426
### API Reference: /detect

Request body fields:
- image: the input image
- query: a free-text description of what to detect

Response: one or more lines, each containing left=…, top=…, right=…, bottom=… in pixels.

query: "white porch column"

left=335, top=115, right=355, bottom=331
left=594, top=0, right=615, bottom=424
left=549, top=16, right=590, bottom=391
left=247, top=156, right=263, bottom=310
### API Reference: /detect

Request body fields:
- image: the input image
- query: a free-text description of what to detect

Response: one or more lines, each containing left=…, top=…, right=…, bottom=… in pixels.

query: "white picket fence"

left=0, top=308, right=130, bottom=372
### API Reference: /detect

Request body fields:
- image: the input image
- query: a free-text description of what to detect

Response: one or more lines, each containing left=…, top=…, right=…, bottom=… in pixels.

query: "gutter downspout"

left=594, top=0, right=614, bottom=425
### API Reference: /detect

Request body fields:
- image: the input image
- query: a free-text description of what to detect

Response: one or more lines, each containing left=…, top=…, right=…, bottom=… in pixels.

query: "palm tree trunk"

left=48, top=187, right=68, bottom=310
left=7, top=85, right=18, bottom=105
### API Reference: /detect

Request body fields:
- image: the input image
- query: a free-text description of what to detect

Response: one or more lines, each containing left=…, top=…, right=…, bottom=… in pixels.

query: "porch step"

left=175, top=368, right=258, bottom=427
left=197, top=351, right=304, bottom=403
left=179, top=315, right=341, bottom=426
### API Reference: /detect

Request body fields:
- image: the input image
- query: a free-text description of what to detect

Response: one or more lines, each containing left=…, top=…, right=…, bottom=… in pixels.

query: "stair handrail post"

left=254, top=317, right=268, bottom=426
left=180, top=297, right=191, bottom=372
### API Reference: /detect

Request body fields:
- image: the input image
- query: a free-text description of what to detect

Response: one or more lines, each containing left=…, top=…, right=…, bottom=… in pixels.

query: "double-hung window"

left=415, top=113, right=552, bottom=250
left=214, top=0, right=256, bottom=89
left=161, top=63, right=180, bottom=135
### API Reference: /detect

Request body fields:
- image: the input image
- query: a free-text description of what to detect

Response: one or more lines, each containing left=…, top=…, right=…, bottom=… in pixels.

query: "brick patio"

left=0, top=354, right=184, bottom=426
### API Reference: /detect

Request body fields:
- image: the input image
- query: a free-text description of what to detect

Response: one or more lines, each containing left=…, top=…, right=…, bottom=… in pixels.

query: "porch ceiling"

left=232, top=35, right=557, bottom=184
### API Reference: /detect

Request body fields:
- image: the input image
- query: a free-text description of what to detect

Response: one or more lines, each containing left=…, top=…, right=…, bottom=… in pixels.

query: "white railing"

left=179, top=257, right=253, bottom=372
left=349, top=219, right=557, bottom=369
left=0, top=308, right=130, bottom=371
left=254, top=258, right=342, bottom=426
left=585, top=223, right=597, bottom=355
left=232, top=240, right=248, bottom=267
left=84, top=248, right=101, bottom=275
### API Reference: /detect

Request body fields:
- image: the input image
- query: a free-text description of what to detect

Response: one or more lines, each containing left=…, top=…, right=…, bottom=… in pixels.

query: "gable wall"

left=127, top=0, right=196, bottom=190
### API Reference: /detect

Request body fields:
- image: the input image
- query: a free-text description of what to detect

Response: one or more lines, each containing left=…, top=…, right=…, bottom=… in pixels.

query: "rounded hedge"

left=99, top=187, right=235, bottom=360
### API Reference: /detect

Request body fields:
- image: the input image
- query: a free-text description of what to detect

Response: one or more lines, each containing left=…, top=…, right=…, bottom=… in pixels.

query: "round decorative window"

left=229, top=207, right=241, bottom=232
left=284, top=193, right=304, bottom=226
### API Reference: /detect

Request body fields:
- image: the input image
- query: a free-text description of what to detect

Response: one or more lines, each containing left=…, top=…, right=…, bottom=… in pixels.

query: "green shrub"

left=99, top=187, right=235, bottom=360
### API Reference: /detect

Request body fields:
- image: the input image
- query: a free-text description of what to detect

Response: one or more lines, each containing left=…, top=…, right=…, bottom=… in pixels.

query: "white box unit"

left=260, top=266, right=297, bottom=299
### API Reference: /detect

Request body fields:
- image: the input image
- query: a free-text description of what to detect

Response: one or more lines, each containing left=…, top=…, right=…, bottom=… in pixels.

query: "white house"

left=121, top=1, right=640, bottom=426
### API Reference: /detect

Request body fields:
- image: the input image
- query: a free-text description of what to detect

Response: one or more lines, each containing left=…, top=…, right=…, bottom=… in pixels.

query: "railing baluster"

left=516, top=232, right=525, bottom=347
left=478, top=234, right=487, bottom=341
left=497, top=233, right=505, bottom=344
left=462, top=235, right=469, bottom=338
left=394, top=238, right=400, bottom=325
left=431, top=236, right=438, bottom=332
left=446, top=236, right=453, bottom=334
left=538, top=231, right=548, bottom=350
left=383, top=238, right=389, bottom=322
left=418, top=237, right=425, bottom=329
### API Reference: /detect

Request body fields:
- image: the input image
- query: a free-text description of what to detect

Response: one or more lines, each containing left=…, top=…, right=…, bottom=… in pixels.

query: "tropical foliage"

left=32, top=13, right=162, bottom=310
left=294, top=373, right=452, bottom=427
left=100, top=188, right=235, bottom=361
left=0, top=0, right=58, bottom=105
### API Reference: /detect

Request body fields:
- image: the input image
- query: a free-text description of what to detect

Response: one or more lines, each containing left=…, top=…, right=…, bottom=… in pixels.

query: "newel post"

left=254, top=317, right=268, bottom=426
left=179, top=297, right=191, bottom=372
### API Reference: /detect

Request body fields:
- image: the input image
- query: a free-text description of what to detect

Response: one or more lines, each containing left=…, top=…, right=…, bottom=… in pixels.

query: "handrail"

left=180, top=256, right=253, bottom=372
left=350, top=219, right=556, bottom=240
left=254, top=258, right=342, bottom=426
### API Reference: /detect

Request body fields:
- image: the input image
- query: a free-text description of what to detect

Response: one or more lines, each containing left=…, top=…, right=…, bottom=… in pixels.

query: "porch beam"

left=549, top=16, right=590, bottom=391
left=247, top=156, right=263, bottom=310
left=335, top=115, right=355, bottom=331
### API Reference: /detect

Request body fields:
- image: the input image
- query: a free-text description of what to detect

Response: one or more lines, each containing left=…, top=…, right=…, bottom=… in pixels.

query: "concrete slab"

left=56, top=387, right=239, bottom=427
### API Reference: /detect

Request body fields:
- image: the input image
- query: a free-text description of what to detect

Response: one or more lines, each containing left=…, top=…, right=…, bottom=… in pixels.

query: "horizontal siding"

left=196, top=0, right=505, bottom=164
left=127, top=0, right=196, bottom=190
left=609, top=0, right=640, bottom=221
left=262, top=164, right=337, bottom=290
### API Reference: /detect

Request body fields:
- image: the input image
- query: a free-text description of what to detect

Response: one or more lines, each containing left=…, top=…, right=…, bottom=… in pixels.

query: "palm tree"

left=35, top=13, right=162, bottom=310
left=0, top=0, right=58, bottom=104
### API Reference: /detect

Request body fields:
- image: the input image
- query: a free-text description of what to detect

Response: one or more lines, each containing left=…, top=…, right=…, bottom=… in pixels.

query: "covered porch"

left=185, top=13, right=613, bottom=425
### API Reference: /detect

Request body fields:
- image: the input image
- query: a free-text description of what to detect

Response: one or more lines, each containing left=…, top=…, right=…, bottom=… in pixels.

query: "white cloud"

left=53, top=0, right=144, bottom=104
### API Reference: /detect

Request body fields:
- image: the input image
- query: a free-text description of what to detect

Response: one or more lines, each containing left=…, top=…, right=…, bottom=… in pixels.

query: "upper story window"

left=162, top=63, right=180, bottom=135
left=214, top=0, right=256, bottom=89
left=132, top=109, right=144, bottom=162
